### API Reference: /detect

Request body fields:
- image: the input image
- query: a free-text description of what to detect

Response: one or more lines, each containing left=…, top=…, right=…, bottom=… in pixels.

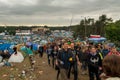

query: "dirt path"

left=34, top=54, right=89, bottom=80
left=0, top=53, right=89, bottom=80
left=34, top=54, right=57, bottom=80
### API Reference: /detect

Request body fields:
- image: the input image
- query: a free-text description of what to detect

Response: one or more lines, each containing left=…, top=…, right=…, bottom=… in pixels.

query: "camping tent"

left=8, top=51, right=24, bottom=63
left=20, top=46, right=33, bottom=55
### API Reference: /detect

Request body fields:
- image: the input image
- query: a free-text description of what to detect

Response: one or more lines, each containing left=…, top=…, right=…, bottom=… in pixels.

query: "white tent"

left=8, top=51, right=24, bottom=63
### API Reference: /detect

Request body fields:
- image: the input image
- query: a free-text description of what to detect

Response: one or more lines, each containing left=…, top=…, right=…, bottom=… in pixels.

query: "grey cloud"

left=0, top=0, right=120, bottom=25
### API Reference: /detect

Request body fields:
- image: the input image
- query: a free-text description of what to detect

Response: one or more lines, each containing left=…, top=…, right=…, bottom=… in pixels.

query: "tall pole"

left=69, top=14, right=73, bottom=31
left=84, top=16, right=89, bottom=38
left=84, top=17, right=87, bottom=38
left=4, top=24, right=7, bottom=33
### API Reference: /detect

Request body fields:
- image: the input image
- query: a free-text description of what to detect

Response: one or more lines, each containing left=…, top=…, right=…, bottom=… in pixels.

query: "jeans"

left=88, top=69, right=101, bottom=80
left=47, top=54, right=51, bottom=65
left=68, top=62, right=78, bottom=80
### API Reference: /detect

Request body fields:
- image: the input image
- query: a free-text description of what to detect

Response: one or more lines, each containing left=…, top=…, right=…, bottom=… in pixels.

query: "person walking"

left=87, top=46, right=102, bottom=80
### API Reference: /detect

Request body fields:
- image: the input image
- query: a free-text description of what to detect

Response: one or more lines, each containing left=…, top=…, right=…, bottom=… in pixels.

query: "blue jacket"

left=57, top=49, right=73, bottom=69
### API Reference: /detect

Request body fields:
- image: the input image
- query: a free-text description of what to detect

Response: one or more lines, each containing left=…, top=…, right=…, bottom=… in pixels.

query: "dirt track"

left=0, top=53, right=89, bottom=80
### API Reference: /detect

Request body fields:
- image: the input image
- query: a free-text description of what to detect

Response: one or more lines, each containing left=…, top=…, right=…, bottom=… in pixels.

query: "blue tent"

left=0, top=44, right=12, bottom=51
left=26, top=42, right=32, bottom=47
left=32, top=43, right=38, bottom=51
left=0, top=40, right=6, bottom=43
left=0, top=43, right=14, bottom=54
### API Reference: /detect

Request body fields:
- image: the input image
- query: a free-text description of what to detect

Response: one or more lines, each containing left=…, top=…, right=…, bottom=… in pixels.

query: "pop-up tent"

left=8, top=51, right=24, bottom=63
left=26, top=42, right=32, bottom=47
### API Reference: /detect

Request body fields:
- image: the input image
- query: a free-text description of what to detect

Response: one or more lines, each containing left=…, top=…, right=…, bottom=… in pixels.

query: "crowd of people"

left=0, top=38, right=120, bottom=80
left=44, top=39, right=120, bottom=80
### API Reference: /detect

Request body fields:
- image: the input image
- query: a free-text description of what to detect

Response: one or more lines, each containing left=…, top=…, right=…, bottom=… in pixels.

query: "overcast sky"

left=0, top=0, right=120, bottom=26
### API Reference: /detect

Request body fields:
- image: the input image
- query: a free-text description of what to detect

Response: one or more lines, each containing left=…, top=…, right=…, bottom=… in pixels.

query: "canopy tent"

left=88, top=37, right=106, bottom=41
left=88, top=36, right=106, bottom=43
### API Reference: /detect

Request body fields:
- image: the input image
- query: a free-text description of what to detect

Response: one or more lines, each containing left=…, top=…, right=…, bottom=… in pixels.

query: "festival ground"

left=0, top=53, right=89, bottom=80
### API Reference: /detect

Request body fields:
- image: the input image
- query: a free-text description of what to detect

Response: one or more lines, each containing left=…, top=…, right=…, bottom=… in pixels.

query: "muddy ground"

left=0, top=53, right=89, bottom=80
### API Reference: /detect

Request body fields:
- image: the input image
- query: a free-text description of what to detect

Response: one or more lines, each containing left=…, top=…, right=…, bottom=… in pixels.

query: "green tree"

left=106, top=20, right=120, bottom=46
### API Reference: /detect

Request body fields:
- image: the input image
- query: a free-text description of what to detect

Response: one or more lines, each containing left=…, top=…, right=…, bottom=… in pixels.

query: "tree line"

left=70, top=14, right=120, bottom=46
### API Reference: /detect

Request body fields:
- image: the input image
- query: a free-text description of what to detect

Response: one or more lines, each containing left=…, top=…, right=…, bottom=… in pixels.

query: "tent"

left=32, top=43, right=38, bottom=51
left=26, top=42, right=32, bottom=47
left=0, top=44, right=12, bottom=51
left=88, top=37, right=106, bottom=43
left=0, top=40, right=6, bottom=43
left=0, top=44, right=14, bottom=54
left=40, top=40, right=48, bottom=45
left=8, top=51, right=24, bottom=63
left=20, top=46, right=33, bottom=55
left=88, top=37, right=106, bottom=41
